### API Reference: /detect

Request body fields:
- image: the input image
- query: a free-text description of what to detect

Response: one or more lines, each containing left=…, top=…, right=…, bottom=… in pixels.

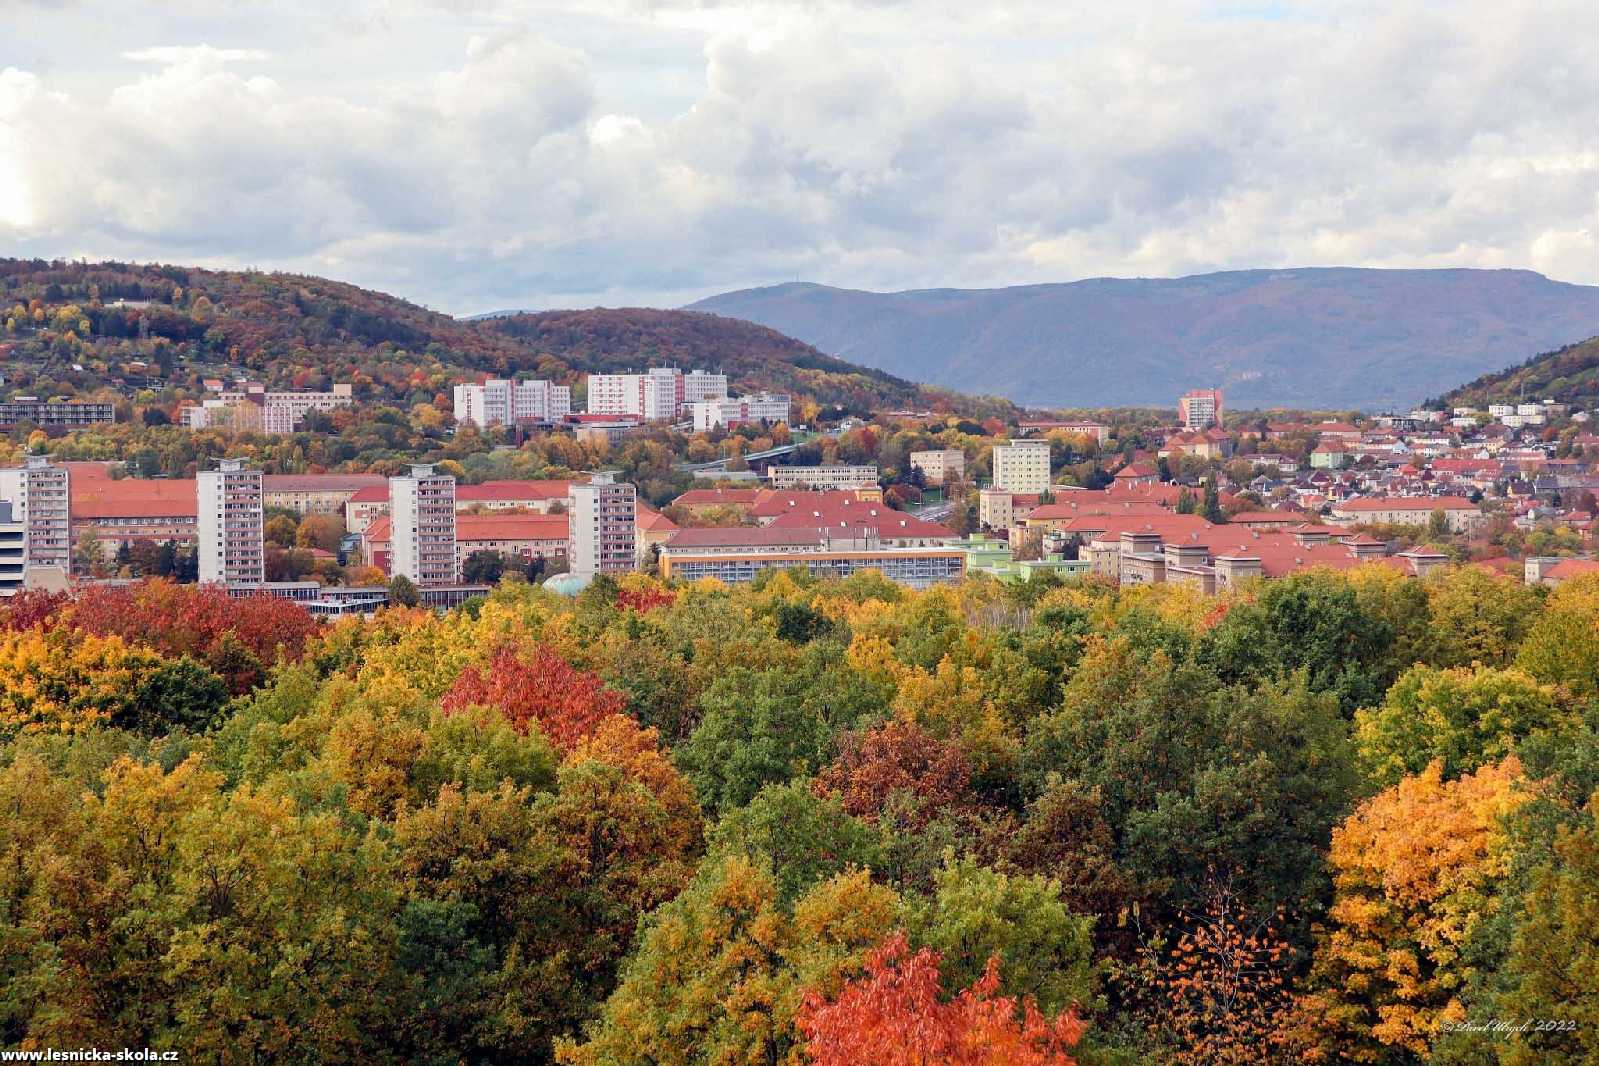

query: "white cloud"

left=3, top=0, right=1599, bottom=313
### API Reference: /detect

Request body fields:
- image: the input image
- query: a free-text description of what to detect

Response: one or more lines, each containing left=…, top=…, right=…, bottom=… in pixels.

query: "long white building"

left=689, top=393, right=791, bottom=433
left=587, top=368, right=728, bottom=421
left=389, top=464, right=458, bottom=586
left=198, top=458, right=265, bottom=584
left=453, top=378, right=572, bottom=428
left=568, top=473, right=637, bottom=576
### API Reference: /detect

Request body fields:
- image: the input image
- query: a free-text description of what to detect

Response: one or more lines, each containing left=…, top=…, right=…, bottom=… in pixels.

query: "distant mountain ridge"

left=687, top=268, right=1599, bottom=410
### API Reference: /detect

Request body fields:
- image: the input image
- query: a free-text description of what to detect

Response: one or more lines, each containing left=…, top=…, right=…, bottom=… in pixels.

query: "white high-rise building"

left=389, top=464, right=458, bottom=587
left=1178, top=388, right=1224, bottom=431
left=568, top=474, right=637, bottom=576
left=587, top=368, right=728, bottom=421
left=0, top=456, right=72, bottom=572
left=198, top=458, right=265, bottom=584
left=990, top=439, right=1051, bottom=494
left=453, top=378, right=572, bottom=428
left=0, top=500, right=26, bottom=596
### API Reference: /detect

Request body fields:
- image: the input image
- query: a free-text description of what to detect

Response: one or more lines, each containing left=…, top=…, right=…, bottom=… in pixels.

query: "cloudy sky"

left=3, top=0, right=1598, bottom=314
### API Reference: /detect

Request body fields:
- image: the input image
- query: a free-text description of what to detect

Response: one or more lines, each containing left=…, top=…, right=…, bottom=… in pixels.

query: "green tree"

left=1495, top=794, right=1599, bottom=1065
left=909, top=856, right=1098, bottom=1016
left=388, top=574, right=421, bottom=607
left=559, top=854, right=899, bottom=1066
left=677, top=647, right=891, bottom=815
left=1356, top=664, right=1572, bottom=788
left=708, top=780, right=881, bottom=905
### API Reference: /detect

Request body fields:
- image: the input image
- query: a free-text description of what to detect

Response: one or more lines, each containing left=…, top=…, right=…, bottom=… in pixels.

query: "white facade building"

left=389, top=464, right=458, bottom=587
left=909, top=449, right=966, bottom=483
left=453, top=378, right=572, bottom=428
left=198, top=458, right=265, bottom=584
left=0, top=500, right=25, bottom=595
left=990, top=439, right=1051, bottom=494
left=767, top=465, right=879, bottom=491
left=689, top=393, right=791, bottom=433
left=569, top=473, right=637, bottom=576
left=0, top=456, right=72, bottom=572
left=587, top=368, right=729, bottom=421
left=1178, top=389, right=1224, bottom=431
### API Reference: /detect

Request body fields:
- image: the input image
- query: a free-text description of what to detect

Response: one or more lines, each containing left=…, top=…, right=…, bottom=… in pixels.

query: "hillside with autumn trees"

left=0, top=259, right=1018, bottom=497
left=3, top=564, right=1599, bottom=1061
left=0, top=257, right=943, bottom=410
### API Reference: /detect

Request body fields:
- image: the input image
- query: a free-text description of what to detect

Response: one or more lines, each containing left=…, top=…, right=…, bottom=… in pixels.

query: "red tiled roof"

left=665, top=526, right=825, bottom=549
left=1229, top=511, right=1301, bottom=524
left=747, top=489, right=877, bottom=519
left=1545, top=559, right=1599, bottom=582
left=262, top=474, right=387, bottom=492
left=767, top=504, right=954, bottom=539
left=673, top=488, right=765, bottom=507
left=72, top=477, right=197, bottom=519
left=636, top=504, right=679, bottom=533
left=364, top=513, right=569, bottom=545
left=455, top=480, right=572, bottom=502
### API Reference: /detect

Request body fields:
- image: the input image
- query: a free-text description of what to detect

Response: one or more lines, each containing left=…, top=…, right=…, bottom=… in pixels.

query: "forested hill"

left=0, top=259, right=961, bottom=414
left=1437, top=334, right=1599, bottom=409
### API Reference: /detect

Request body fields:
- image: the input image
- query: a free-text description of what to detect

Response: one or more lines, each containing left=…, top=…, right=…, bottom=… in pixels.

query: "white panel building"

left=0, top=500, right=25, bottom=595
left=389, top=464, right=458, bottom=586
left=568, top=473, right=637, bottom=576
left=0, top=456, right=72, bottom=572
left=453, top=378, right=572, bottom=428
left=587, top=368, right=728, bottom=421
left=990, top=439, right=1051, bottom=494
left=689, top=393, right=791, bottom=433
left=198, top=458, right=265, bottom=584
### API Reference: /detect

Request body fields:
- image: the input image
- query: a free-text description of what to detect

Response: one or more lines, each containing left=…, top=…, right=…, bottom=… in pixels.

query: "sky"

left=3, top=0, right=1599, bottom=316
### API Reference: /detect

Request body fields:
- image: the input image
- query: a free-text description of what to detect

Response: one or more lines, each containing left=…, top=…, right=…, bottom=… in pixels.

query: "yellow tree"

left=1517, top=573, right=1599, bottom=695
left=1298, top=758, right=1529, bottom=1062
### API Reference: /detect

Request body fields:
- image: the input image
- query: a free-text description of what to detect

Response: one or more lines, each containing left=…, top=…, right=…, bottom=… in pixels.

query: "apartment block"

left=0, top=501, right=25, bottom=595
left=0, top=456, right=72, bottom=571
left=569, top=474, right=637, bottom=576
left=689, top=393, right=791, bottom=433
left=909, top=448, right=965, bottom=483
left=587, top=368, right=728, bottom=421
left=1178, top=388, right=1224, bottom=431
left=182, top=382, right=353, bottom=434
left=197, top=458, right=265, bottom=584
left=390, top=464, right=459, bottom=587
left=0, top=400, right=115, bottom=431
left=452, top=378, right=572, bottom=428
left=990, top=439, right=1051, bottom=494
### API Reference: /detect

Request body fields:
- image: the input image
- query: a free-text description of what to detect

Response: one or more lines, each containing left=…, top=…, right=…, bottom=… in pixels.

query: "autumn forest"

left=1, top=563, right=1596, bottom=1064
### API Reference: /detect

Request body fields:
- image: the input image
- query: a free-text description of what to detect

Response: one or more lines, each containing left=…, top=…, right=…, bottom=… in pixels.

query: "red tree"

left=442, top=643, right=627, bottom=751
left=0, top=589, right=69, bottom=632
left=65, top=579, right=320, bottom=692
left=813, top=720, right=974, bottom=827
left=798, top=933, right=1084, bottom=1066
left=616, top=584, right=677, bottom=614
